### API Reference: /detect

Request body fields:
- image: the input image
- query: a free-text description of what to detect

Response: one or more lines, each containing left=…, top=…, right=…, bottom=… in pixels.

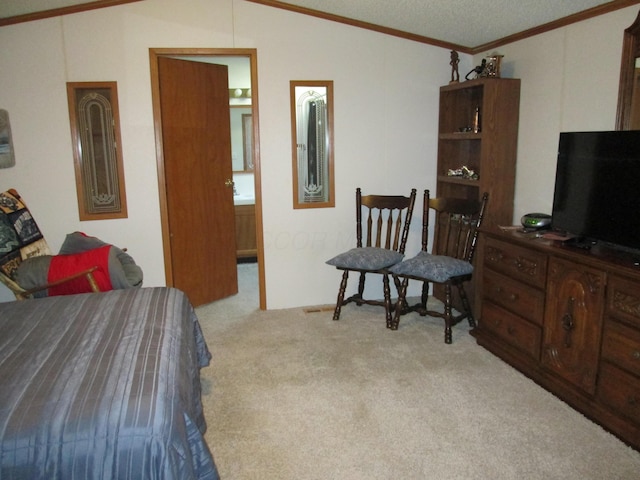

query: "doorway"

left=149, top=48, right=265, bottom=309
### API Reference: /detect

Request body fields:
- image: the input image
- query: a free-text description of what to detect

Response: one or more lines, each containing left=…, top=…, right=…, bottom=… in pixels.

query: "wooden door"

left=158, top=57, right=237, bottom=306
left=541, top=257, right=605, bottom=394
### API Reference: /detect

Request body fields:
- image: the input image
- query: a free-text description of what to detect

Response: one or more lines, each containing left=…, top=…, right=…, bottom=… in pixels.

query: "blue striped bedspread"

left=0, top=287, right=218, bottom=480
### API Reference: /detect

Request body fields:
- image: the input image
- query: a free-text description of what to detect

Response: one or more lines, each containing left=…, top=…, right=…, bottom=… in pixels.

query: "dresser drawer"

left=480, top=301, right=542, bottom=359
left=602, top=320, right=640, bottom=377
left=597, top=361, right=640, bottom=425
left=607, top=275, right=640, bottom=329
left=483, top=269, right=545, bottom=326
left=484, top=237, right=547, bottom=288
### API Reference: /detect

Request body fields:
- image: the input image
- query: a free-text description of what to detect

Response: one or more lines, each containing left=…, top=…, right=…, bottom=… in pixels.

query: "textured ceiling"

left=274, top=0, right=619, bottom=49
left=0, top=0, right=636, bottom=50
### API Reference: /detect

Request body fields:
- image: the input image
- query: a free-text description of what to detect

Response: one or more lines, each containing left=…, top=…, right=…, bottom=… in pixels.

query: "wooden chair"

left=0, top=189, right=100, bottom=300
left=390, top=190, right=488, bottom=343
left=326, top=187, right=417, bottom=327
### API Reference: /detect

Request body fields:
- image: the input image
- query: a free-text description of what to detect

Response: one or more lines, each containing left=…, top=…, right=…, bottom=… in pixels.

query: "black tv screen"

left=551, top=130, right=640, bottom=253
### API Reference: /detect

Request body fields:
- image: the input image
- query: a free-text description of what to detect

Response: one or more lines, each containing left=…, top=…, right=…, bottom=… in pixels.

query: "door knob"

left=225, top=179, right=234, bottom=188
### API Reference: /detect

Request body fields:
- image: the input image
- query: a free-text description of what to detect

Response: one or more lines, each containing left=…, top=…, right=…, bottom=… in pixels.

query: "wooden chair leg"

left=333, top=270, right=349, bottom=320
left=443, top=284, right=453, bottom=344
left=391, top=275, right=405, bottom=311
left=356, top=272, right=366, bottom=303
left=390, top=277, right=409, bottom=330
left=382, top=274, right=392, bottom=328
left=457, top=283, right=476, bottom=328
left=420, top=281, right=429, bottom=309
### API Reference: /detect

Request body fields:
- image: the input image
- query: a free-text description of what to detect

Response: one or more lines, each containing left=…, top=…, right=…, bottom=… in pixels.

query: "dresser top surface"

left=483, top=226, right=640, bottom=279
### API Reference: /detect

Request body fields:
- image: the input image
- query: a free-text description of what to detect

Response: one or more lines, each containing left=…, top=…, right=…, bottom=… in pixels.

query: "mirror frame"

left=67, top=81, right=128, bottom=220
left=290, top=80, right=335, bottom=209
left=242, top=112, right=253, bottom=171
left=616, top=9, right=640, bottom=130
left=0, top=109, right=15, bottom=168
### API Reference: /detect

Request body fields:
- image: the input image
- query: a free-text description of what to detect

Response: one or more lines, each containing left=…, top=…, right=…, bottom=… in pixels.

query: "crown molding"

left=0, top=0, right=143, bottom=27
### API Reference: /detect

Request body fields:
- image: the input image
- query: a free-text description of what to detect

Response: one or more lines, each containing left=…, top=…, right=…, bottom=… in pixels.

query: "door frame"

left=149, top=47, right=266, bottom=309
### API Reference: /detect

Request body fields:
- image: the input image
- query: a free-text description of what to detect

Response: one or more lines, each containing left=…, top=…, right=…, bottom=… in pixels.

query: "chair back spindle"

left=429, top=195, right=488, bottom=263
left=360, top=191, right=417, bottom=254
left=356, top=188, right=364, bottom=248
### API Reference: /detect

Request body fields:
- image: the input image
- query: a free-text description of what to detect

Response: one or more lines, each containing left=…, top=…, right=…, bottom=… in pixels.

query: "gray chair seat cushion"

left=326, top=247, right=404, bottom=270
left=390, top=251, right=473, bottom=282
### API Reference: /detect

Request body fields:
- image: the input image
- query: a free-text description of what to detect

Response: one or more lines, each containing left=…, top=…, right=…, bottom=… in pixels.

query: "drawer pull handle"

left=632, top=351, right=640, bottom=360
left=494, top=286, right=517, bottom=302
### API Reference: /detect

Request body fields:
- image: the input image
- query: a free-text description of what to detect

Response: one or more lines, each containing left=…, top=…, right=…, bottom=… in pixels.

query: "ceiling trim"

left=0, top=0, right=143, bottom=27
left=247, top=0, right=640, bottom=55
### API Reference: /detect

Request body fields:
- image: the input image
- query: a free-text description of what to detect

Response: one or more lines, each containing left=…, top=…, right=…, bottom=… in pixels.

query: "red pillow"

left=47, top=245, right=113, bottom=296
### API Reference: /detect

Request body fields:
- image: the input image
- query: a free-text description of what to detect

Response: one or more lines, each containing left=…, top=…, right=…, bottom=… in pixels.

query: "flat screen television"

left=551, top=130, right=640, bottom=254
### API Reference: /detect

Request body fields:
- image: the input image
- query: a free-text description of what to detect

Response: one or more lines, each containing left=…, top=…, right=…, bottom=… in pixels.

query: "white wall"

left=2, top=0, right=635, bottom=308
left=241, top=2, right=457, bottom=307
left=0, top=0, right=465, bottom=307
left=474, top=5, right=638, bottom=222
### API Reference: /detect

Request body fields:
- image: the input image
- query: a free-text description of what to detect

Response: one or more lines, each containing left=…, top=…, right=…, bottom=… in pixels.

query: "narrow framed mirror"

left=67, top=81, right=128, bottom=220
left=230, top=105, right=253, bottom=171
left=290, top=80, right=334, bottom=209
left=616, top=9, right=640, bottom=130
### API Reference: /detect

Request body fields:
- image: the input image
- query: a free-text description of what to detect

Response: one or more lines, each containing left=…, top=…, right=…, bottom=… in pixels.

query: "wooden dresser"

left=473, top=228, right=640, bottom=450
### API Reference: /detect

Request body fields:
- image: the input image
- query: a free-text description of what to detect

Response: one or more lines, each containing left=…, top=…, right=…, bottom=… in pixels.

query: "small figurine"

left=449, top=50, right=460, bottom=84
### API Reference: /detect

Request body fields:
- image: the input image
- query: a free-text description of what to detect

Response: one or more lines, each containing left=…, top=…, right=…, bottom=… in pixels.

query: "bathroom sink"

left=233, top=194, right=255, bottom=205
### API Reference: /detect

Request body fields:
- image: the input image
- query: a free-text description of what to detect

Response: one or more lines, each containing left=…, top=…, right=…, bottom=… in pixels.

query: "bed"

left=0, top=287, right=219, bottom=480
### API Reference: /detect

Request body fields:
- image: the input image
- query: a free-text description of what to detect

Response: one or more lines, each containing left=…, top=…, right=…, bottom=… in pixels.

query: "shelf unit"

left=436, top=78, right=521, bottom=228
left=434, top=78, right=521, bottom=310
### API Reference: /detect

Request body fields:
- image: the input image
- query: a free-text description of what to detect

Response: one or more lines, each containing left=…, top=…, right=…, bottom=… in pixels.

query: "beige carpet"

left=195, top=264, right=640, bottom=479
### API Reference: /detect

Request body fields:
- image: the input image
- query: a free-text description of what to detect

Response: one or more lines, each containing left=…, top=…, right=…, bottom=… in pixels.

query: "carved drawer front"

left=484, top=238, right=547, bottom=288
left=481, top=301, right=542, bottom=359
left=542, top=257, right=605, bottom=395
left=607, top=275, right=640, bottom=329
left=483, top=269, right=545, bottom=326
left=597, top=362, right=640, bottom=425
left=602, top=320, right=640, bottom=377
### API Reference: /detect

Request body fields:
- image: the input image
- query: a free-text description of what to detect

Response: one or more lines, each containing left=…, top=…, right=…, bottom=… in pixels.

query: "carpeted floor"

left=195, top=263, right=640, bottom=479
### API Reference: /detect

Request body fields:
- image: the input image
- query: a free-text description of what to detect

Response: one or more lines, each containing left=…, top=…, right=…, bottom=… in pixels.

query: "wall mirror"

left=290, top=80, right=334, bottom=209
left=616, top=9, right=640, bottom=130
left=67, top=81, right=128, bottom=220
left=231, top=106, right=253, bottom=171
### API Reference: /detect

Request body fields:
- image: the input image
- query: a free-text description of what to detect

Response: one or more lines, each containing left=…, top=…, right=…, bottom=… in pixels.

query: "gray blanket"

left=0, top=287, right=218, bottom=480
